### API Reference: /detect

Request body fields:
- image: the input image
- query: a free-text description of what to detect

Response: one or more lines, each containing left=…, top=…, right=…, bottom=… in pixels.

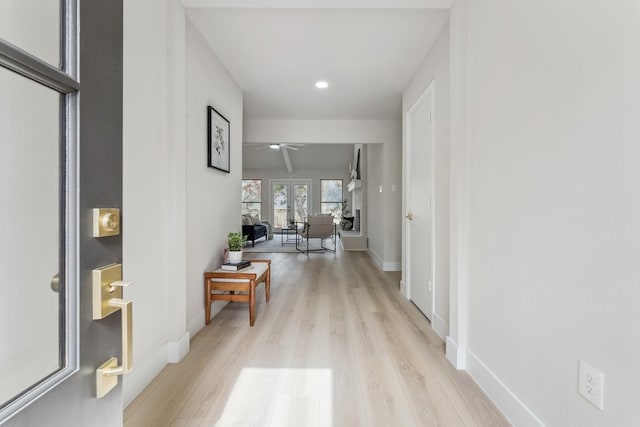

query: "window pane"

left=272, top=184, right=287, bottom=229
left=0, top=66, right=61, bottom=402
left=293, top=184, right=308, bottom=222
left=242, top=179, right=261, bottom=203
left=242, top=203, right=261, bottom=217
left=0, top=1, right=61, bottom=67
left=321, top=203, right=342, bottom=217
left=321, top=179, right=342, bottom=202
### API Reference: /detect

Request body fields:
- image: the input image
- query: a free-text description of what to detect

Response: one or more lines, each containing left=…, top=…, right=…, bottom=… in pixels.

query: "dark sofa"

left=242, top=223, right=267, bottom=247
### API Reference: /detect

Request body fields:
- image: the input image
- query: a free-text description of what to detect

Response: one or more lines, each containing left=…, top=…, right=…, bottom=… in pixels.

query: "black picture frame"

left=207, top=106, right=230, bottom=172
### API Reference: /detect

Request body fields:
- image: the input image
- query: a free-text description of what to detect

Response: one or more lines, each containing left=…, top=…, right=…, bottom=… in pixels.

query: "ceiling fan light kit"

left=248, top=143, right=304, bottom=151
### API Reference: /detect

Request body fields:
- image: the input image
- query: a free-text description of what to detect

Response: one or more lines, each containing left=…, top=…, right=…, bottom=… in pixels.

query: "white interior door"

left=405, top=86, right=434, bottom=320
left=271, top=179, right=311, bottom=229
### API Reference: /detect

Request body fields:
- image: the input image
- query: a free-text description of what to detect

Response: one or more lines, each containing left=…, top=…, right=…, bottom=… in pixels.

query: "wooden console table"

left=203, top=259, right=271, bottom=327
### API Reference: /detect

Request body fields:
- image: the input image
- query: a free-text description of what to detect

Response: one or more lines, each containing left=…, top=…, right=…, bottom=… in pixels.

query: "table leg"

left=249, top=279, right=256, bottom=326
left=204, top=278, right=211, bottom=325
left=266, top=268, right=271, bottom=303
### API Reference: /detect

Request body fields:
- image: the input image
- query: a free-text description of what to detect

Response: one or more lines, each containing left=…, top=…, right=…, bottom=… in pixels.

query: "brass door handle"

left=93, top=264, right=134, bottom=398
left=100, top=298, right=133, bottom=374
left=405, top=212, right=414, bottom=220
left=96, top=297, right=133, bottom=398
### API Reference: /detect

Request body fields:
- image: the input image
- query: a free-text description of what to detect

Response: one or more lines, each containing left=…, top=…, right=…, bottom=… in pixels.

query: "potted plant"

left=342, top=198, right=351, bottom=217
left=341, top=199, right=354, bottom=230
left=288, top=217, right=296, bottom=227
left=227, top=231, right=247, bottom=263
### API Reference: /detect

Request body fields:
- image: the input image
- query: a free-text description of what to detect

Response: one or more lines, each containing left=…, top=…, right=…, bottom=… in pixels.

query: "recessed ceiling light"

left=315, top=81, right=329, bottom=89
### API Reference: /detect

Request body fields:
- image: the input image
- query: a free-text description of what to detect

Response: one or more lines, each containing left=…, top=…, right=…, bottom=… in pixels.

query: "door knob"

left=405, top=212, right=414, bottom=220
left=50, top=273, right=60, bottom=293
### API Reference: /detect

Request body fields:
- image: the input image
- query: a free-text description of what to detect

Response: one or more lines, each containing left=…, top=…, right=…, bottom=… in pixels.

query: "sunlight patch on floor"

left=216, top=368, right=333, bottom=427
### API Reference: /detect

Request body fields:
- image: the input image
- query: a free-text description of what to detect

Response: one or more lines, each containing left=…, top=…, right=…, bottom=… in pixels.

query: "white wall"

left=122, top=0, right=242, bottom=406
left=123, top=0, right=174, bottom=406
left=185, top=18, right=244, bottom=336
left=244, top=119, right=402, bottom=269
left=366, top=144, right=384, bottom=262
left=450, top=0, right=640, bottom=425
left=380, top=121, right=403, bottom=270
left=402, top=23, right=450, bottom=339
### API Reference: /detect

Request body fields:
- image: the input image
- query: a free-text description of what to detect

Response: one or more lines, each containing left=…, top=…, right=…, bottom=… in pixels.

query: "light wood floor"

left=124, top=251, right=510, bottom=427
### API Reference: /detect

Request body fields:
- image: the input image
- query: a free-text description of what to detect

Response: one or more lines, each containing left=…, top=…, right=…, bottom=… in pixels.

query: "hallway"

left=124, top=251, right=509, bottom=426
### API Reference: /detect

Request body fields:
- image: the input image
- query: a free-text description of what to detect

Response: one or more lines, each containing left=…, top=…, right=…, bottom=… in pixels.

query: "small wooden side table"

left=204, top=259, right=271, bottom=327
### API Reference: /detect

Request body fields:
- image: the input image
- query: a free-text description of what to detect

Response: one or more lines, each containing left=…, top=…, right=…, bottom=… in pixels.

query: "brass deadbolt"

left=93, top=208, right=120, bottom=237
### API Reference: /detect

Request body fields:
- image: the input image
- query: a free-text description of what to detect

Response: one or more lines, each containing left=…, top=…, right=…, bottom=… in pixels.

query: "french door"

left=271, top=179, right=311, bottom=230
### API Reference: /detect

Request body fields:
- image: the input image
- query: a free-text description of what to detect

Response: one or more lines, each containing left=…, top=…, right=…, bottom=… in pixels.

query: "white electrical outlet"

left=579, top=360, right=605, bottom=410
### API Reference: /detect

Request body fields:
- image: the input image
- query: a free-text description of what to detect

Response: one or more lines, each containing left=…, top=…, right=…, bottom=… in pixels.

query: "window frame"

left=241, top=179, right=262, bottom=218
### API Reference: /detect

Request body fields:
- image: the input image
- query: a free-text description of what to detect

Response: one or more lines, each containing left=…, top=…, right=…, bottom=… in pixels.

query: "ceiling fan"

left=247, top=143, right=305, bottom=151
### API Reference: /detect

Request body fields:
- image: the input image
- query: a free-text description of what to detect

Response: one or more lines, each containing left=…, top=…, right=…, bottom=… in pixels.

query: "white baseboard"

left=431, top=312, right=448, bottom=340
left=367, top=248, right=383, bottom=269
left=445, top=336, right=466, bottom=369
left=466, top=349, right=544, bottom=427
left=367, top=249, right=400, bottom=271
left=123, top=343, right=170, bottom=407
left=383, top=261, right=401, bottom=271
left=167, top=332, right=190, bottom=363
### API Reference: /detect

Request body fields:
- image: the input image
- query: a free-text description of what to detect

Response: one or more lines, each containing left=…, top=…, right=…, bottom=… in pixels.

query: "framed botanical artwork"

left=207, top=106, right=230, bottom=172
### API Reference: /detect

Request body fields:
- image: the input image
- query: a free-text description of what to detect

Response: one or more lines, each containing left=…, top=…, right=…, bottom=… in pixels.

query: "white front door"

left=271, top=179, right=311, bottom=230
left=1, top=1, right=125, bottom=425
left=404, top=84, right=435, bottom=320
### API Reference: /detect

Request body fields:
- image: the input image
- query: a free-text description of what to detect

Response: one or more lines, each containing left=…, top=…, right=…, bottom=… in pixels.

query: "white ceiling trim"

left=181, top=0, right=453, bottom=9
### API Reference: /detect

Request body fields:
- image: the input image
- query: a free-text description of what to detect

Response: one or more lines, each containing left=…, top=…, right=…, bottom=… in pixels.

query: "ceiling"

left=185, top=3, right=450, bottom=120
left=186, top=1, right=449, bottom=172
left=243, top=143, right=356, bottom=172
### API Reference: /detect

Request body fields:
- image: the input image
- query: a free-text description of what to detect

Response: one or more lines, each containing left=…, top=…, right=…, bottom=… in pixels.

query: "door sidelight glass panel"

left=0, top=66, right=61, bottom=405
left=0, top=1, right=61, bottom=68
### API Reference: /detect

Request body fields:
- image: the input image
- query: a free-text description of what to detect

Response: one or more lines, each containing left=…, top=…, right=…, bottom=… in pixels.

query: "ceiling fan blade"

left=281, top=145, right=299, bottom=150
left=255, top=145, right=271, bottom=150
